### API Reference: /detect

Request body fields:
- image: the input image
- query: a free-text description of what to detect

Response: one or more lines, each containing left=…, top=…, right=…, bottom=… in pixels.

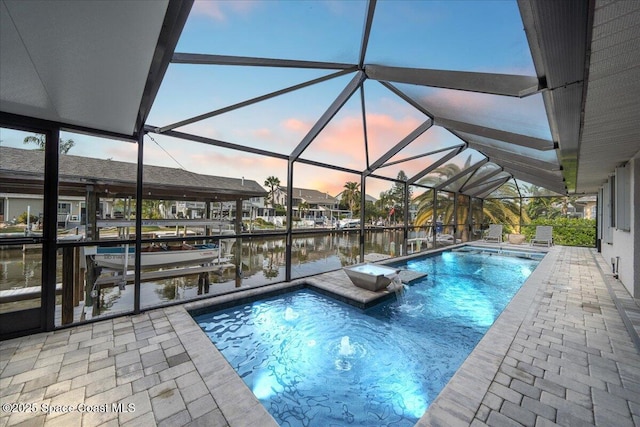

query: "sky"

left=0, top=0, right=550, bottom=199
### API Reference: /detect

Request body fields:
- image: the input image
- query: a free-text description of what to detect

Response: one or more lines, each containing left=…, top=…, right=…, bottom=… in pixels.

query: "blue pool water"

left=193, top=250, right=541, bottom=426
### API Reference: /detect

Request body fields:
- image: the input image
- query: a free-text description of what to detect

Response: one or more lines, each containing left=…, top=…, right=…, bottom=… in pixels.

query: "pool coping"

left=174, top=243, right=552, bottom=426
left=415, top=244, right=559, bottom=426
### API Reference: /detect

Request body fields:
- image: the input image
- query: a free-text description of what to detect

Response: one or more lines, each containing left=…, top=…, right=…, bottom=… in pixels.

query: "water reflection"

left=1, top=231, right=406, bottom=318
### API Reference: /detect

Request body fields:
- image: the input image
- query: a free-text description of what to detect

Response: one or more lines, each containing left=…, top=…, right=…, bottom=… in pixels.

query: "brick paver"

left=1, top=247, right=639, bottom=426
left=420, top=246, right=640, bottom=427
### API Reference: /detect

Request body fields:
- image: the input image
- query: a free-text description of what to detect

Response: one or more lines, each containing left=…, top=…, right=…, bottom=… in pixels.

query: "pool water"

left=193, top=250, right=541, bottom=426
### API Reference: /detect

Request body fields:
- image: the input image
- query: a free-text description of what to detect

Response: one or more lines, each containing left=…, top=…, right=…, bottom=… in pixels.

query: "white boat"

left=93, top=243, right=219, bottom=270
left=337, top=218, right=360, bottom=229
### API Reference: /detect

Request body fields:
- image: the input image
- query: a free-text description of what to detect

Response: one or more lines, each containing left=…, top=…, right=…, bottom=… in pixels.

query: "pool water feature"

left=193, top=249, right=542, bottom=426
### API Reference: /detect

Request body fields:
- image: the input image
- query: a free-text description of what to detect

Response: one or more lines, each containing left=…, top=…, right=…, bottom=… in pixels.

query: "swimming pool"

left=193, top=249, right=542, bottom=426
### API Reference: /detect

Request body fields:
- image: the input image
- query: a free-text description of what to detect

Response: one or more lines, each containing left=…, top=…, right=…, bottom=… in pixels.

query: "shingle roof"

left=0, top=146, right=266, bottom=200
left=279, top=186, right=337, bottom=204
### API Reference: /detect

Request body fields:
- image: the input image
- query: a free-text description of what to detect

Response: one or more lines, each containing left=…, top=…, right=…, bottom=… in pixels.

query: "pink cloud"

left=251, top=128, right=273, bottom=139
left=191, top=0, right=261, bottom=22
left=289, top=112, right=424, bottom=170
left=283, top=118, right=308, bottom=134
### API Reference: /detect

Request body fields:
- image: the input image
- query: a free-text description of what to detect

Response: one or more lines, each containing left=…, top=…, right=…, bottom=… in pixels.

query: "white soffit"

left=577, top=0, right=640, bottom=192
left=0, top=0, right=169, bottom=135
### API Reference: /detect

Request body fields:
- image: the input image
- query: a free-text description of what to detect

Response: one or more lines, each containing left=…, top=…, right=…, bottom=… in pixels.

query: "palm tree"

left=264, top=176, right=280, bottom=209
left=23, top=134, right=75, bottom=154
left=413, top=161, right=526, bottom=234
left=482, top=184, right=525, bottom=233
left=298, top=201, right=309, bottom=219
left=341, top=181, right=360, bottom=216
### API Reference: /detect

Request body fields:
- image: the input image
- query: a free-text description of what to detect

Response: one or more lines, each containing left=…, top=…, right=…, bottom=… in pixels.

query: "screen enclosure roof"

left=1, top=0, right=638, bottom=197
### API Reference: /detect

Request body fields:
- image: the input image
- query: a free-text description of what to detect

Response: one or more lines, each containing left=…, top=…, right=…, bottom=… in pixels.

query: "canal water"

left=0, top=230, right=407, bottom=317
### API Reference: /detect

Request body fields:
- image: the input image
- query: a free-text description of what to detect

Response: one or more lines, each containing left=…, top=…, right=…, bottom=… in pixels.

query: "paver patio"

left=1, top=246, right=639, bottom=426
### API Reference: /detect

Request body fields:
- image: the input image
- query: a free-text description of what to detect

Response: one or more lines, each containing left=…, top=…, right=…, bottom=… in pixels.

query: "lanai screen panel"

left=170, top=73, right=358, bottom=156
left=177, top=0, right=365, bottom=63
left=148, top=66, right=343, bottom=136
left=298, top=88, right=367, bottom=171
left=445, top=163, right=503, bottom=194
left=384, top=127, right=465, bottom=163
left=395, top=85, right=553, bottom=143
left=414, top=149, right=487, bottom=190
left=456, top=131, right=558, bottom=166
left=366, top=0, right=534, bottom=73
left=362, top=81, right=431, bottom=169
left=470, top=172, right=512, bottom=199
left=374, top=149, right=460, bottom=182
left=147, top=0, right=567, bottom=199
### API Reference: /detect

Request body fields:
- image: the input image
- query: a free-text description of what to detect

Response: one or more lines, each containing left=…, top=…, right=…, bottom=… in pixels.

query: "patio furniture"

left=530, top=226, right=553, bottom=247
left=483, top=224, right=503, bottom=243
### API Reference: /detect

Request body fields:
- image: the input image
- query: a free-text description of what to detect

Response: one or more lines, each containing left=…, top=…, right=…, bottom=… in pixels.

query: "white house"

left=273, top=187, right=340, bottom=222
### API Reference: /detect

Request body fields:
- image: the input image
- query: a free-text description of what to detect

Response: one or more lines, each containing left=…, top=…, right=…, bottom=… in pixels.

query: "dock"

left=94, top=262, right=235, bottom=287
left=0, top=283, right=63, bottom=303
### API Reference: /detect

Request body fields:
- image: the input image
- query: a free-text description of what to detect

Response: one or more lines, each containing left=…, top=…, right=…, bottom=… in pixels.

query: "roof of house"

left=278, top=186, right=338, bottom=204
left=334, top=191, right=377, bottom=203
left=0, top=146, right=266, bottom=201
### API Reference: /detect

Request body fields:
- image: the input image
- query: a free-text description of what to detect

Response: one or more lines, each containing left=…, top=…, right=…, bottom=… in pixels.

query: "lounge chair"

left=530, top=226, right=553, bottom=247
left=483, top=224, right=503, bottom=243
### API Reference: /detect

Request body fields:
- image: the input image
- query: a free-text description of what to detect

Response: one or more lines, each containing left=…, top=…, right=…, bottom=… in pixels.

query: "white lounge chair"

left=483, top=224, right=503, bottom=243
left=530, top=226, right=553, bottom=247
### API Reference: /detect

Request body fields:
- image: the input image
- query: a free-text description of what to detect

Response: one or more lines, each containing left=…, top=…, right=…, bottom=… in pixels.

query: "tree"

left=141, top=199, right=165, bottom=219
left=412, top=161, right=526, bottom=234
left=23, top=134, right=75, bottom=154
left=264, top=176, right=281, bottom=209
left=388, top=171, right=411, bottom=220
left=522, top=184, right=580, bottom=221
left=341, top=181, right=360, bottom=216
left=298, top=201, right=309, bottom=219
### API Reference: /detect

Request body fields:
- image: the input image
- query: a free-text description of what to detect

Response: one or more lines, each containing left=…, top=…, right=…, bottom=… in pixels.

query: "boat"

left=93, top=243, right=220, bottom=270
left=337, top=218, right=360, bottom=229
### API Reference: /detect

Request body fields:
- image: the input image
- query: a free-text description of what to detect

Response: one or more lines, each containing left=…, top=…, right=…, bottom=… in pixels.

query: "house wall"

left=1, top=194, right=91, bottom=224
left=601, top=156, right=639, bottom=298
left=1, top=194, right=44, bottom=221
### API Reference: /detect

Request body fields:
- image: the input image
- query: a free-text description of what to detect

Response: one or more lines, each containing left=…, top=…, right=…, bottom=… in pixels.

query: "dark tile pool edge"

left=416, top=245, right=559, bottom=426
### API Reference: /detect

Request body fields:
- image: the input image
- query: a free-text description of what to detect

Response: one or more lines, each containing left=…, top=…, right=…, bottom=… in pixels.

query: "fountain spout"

left=339, top=336, right=355, bottom=356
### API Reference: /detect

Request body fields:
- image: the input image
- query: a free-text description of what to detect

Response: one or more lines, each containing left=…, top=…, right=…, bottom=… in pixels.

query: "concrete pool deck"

left=1, top=246, right=639, bottom=426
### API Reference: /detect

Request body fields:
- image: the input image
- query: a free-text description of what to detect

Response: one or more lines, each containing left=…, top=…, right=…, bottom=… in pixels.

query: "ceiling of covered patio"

left=1, top=0, right=638, bottom=198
